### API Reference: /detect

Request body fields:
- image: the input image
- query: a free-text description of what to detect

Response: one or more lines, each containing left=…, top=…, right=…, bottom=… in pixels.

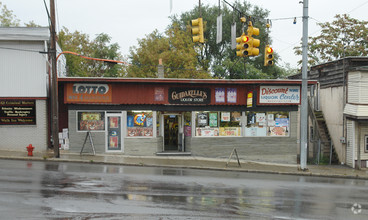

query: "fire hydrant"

left=26, top=144, right=34, bottom=156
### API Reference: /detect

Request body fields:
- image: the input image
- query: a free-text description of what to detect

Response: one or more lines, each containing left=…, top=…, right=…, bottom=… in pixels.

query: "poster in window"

left=209, top=112, right=218, bottom=127
left=78, top=112, right=105, bottom=131
left=270, top=126, right=286, bottom=136
left=109, top=117, right=118, bottom=128
left=197, top=113, right=208, bottom=126
left=215, top=88, right=225, bottom=103
left=221, top=112, right=230, bottom=122
left=227, top=88, right=237, bottom=103
left=144, top=127, right=153, bottom=136
left=184, top=126, right=192, bottom=137
left=256, top=113, right=266, bottom=126
left=231, top=112, right=241, bottom=122
left=109, top=136, right=118, bottom=148
left=275, top=118, right=289, bottom=127
left=146, top=117, right=153, bottom=127
left=127, top=116, right=134, bottom=127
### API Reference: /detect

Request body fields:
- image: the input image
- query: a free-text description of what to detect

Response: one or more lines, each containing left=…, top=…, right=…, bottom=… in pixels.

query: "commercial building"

left=290, top=57, right=368, bottom=168
left=58, top=77, right=316, bottom=164
left=0, top=28, right=51, bottom=152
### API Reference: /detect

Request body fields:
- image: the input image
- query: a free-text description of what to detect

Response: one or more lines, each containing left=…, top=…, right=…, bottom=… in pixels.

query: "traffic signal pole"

left=300, top=0, right=309, bottom=170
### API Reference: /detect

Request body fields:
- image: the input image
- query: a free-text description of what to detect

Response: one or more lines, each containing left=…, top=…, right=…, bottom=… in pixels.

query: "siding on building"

left=0, top=41, right=48, bottom=97
left=0, top=100, right=48, bottom=151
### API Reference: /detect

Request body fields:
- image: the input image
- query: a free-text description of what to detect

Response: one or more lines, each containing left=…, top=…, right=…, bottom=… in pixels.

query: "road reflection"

left=33, top=161, right=368, bottom=219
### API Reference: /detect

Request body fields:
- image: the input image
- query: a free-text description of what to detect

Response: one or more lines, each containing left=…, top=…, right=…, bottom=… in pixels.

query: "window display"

left=77, top=111, right=105, bottom=131
left=127, top=111, right=153, bottom=137
left=246, top=111, right=289, bottom=137
left=195, top=111, right=241, bottom=137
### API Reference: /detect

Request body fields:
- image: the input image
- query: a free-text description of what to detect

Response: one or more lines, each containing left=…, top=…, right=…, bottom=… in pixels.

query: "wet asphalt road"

left=0, top=159, right=367, bottom=220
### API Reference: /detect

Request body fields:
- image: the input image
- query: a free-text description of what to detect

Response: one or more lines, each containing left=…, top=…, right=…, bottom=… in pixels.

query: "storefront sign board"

left=258, top=85, right=301, bottom=105
left=169, top=88, right=211, bottom=104
left=0, top=100, right=36, bottom=125
left=65, top=83, right=112, bottom=103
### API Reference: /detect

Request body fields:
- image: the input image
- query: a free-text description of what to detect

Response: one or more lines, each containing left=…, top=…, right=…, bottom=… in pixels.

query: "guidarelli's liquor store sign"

left=0, top=100, right=36, bottom=125
left=169, top=88, right=211, bottom=104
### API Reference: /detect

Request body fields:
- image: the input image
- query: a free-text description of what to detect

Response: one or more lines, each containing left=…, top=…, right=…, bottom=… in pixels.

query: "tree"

left=0, top=1, right=20, bottom=27
left=58, top=27, right=124, bottom=77
left=169, top=1, right=286, bottom=79
left=294, top=14, right=368, bottom=66
left=127, top=23, right=211, bottom=79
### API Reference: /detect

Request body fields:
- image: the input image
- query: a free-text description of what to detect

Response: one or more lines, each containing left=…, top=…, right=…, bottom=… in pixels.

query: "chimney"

left=157, top=58, right=164, bottom=78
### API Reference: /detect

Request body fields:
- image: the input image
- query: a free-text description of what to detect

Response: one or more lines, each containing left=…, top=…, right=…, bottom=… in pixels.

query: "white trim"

left=153, top=111, right=157, bottom=138
left=105, top=113, right=123, bottom=153
left=352, top=120, right=356, bottom=168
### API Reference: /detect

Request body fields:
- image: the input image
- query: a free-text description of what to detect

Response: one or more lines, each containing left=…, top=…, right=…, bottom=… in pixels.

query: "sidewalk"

left=1, top=149, right=368, bottom=179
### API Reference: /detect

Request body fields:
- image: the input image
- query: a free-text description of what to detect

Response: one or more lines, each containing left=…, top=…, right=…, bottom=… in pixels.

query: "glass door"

left=106, top=113, right=122, bottom=152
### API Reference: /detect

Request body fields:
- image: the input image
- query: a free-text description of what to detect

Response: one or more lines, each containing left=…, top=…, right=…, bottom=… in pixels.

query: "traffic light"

left=245, top=21, right=260, bottom=56
left=264, top=45, right=274, bottom=66
left=191, top=18, right=204, bottom=43
left=236, top=33, right=248, bottom=57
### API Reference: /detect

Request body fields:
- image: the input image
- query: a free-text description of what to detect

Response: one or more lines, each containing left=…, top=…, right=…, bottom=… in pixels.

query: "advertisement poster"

left=215, top=88, right=225, bottom=103
left=144, top=127, right=153, bottom=136
left=209, top=113, right=218, bottom=127
left=184, top=126, right=192, bottom=137
left=109, top=136, right=118, bottom=148
left=227, top=88, right=237, bottom=103
left=154, top=87, right=165, bottom=101
left=221, top=112, right=230, bottom=122
left=232, top=112, right=241, bottom=122
left=127, top=116, right=134, bottom=127
left=197, top=113, right=208, bottom=126
left=270, top=127, right=287, bottom=136
left=256, top=113, right=266, bottom=125
left=275, top=118, right=289, bottom=127
left=78, top=112, right=105, bottom=131
left=109, top=117, right=118, bottom=128
left=219, top=127, right=241, bottom=136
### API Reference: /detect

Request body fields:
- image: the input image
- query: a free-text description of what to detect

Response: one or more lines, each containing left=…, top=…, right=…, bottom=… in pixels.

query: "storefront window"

left=245, top=111, right=289, bottom=137
left=127, top=111, right=153, bottom=137
left=77, top=111, right=105, bottom=131
left=195, top=111, right=241, bottom=137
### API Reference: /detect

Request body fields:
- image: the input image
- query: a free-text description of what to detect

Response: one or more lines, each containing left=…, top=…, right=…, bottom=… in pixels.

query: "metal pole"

left=300, top=0, right=309, bottom=170
left=50, top=0, right=59, bottom=158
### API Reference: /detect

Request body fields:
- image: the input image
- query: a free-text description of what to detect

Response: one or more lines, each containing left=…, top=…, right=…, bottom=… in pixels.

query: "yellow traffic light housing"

left=264, top=45, right=274, bottom=66
left=245, top=21, right=260, bottom=56
left=191, top=18, right=204, bottom=43
left=236, top=33, right=249, bottom=57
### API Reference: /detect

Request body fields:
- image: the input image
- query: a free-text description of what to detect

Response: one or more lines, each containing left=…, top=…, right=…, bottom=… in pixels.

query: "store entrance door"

left=163, top=114, right=184, bottom=152
left=105, top=113, right=123, bottom=152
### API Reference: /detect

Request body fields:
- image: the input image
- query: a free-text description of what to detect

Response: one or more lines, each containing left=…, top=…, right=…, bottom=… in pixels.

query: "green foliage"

left=0, top=1, right=20, bottom=27
left=58, top=27, right=124, bottom=77
left=127, top=23, right=211, bottom=79
left=294, top=14, right=368, bottom=66
left=169, top=1, right=286, bottom=79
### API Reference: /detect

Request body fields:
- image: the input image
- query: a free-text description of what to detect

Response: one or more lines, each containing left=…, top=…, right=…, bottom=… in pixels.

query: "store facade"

left=59, top=78, right=316, bottom=164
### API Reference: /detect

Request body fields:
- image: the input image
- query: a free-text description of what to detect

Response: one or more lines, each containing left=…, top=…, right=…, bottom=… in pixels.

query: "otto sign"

left=259, top=85, right=300, bottom=105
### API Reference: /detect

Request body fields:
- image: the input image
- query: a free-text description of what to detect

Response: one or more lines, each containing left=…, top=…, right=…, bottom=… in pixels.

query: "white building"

left=0, top=27, right=54, bottom=152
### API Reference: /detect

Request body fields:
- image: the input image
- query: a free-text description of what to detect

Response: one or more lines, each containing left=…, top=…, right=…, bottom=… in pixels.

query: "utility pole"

left=300, top=0, right=309, bottom=170
left=50, top=0, right=59, bottom=158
